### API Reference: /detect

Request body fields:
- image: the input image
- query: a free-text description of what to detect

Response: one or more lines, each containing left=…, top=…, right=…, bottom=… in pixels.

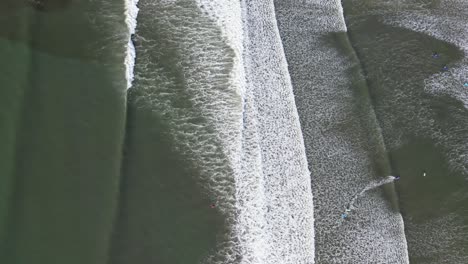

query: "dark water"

left=343, top=2, right=468, bottom=263
left=0, top=1, right=128, bottom=263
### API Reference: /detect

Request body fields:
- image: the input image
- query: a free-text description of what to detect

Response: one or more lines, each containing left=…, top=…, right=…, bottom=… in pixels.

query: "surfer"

left=341, top=175, right=398, bottom=219
left=442, top=65, right=449, bottom=71
left=432, top=52, right=440, bottom=59
left=210, top=203, right=216, bottom=209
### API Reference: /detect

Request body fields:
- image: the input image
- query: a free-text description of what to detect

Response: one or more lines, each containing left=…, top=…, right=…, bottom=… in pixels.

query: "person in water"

left=432, top=52, right=440, bottom=59
left=394, top=176, right=400, bottom=180
left=442, top=65, right=449, bottom=71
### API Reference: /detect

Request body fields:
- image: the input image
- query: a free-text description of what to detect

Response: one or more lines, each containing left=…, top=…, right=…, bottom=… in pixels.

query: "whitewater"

left=124, top=0, right=315, bottom=263
left=197, top=1, right=316, bottom=263
left=124, top=0, right=139, bottom=88
left=120, top=0, right=441, bottom=262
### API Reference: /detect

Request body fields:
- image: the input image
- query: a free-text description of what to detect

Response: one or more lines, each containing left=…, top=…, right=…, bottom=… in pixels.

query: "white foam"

left=198, top=1, right=316, bottom=263
left=124, top=0, right=139, bottom=89
left=131, top=4, right=244, bottom=255
left=236, top=1, right=316, bottom=263
left=130, top=1, right=312, bottom=262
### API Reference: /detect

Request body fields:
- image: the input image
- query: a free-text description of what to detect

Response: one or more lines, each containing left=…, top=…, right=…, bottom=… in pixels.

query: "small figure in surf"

left=442, top=65, right=449, bottom=71
left=423, top=171, right=427, bottom=177
left=341, top=207, right=351, bottom=220
left=432, top=52, right=440, bottom=59
left=341, top=175, right=399, bottom=220
left=210, top=203, right=216, bottom=209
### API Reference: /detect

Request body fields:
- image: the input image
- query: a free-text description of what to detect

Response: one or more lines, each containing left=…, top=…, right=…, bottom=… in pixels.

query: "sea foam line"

left=197, top=1, right=315, bottom=263
left=124, top=0, right=139, bottom=89
left=239, top=1, right=315, bottom=263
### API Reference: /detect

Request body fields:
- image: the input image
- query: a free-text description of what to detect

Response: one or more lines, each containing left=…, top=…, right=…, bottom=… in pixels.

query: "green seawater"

left=108, top=90, right=225, bottom=264
left=0, top=2, right=128, bottom=263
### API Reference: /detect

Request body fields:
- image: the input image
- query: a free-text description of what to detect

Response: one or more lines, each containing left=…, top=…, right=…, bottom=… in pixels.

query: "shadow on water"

left=108, top=90, right=226, bottom=264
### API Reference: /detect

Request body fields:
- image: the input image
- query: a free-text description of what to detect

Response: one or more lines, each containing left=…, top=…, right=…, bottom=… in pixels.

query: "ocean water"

left=342, top=0, right=468, bottom=263
left=1, top=0, right=467, bottom=263
left=108, top=1, right=237, bottom=263
left=110, top=1, right=314, bottom=263
left=0, top=1, right=129, bottom=263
